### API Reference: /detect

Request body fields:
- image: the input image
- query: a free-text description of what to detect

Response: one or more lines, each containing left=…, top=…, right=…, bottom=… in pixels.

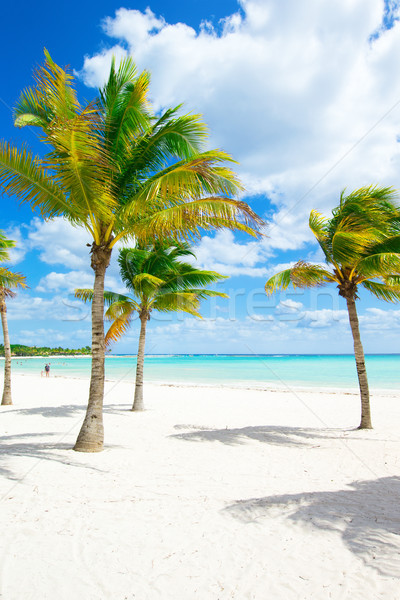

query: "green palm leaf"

left=152, top=291, right=201, bottom=316
left=361, top=280, right=400, bottom=302
left=105, top=308, right=134, bottom=347
left=123, top=197, right=262, bottom=245
left=0, top=266, right=27, bottom=291
left=104, top=299, right=137, bottom=321
left=100, top=57, right=152, bottom=157
left=5, top=51, right=262, bottom=450
left=265, top=262, right=334, bottom=295
left=356, top=253, right=400, bottom=279
left=0, top=232, right=15, bottom=263
left=0, top=142, right=71, bottom=219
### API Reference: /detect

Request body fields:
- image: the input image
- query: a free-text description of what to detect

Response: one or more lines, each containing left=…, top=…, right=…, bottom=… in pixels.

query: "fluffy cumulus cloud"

left=6, top=292, right=90, bottom=323
left=79, top=0, right=400, bottom=256
left=36, top=270, right=95, bottom=293
left=27, top=218, right=92, bottom=269
left=192, top=230, right=270, bottom=277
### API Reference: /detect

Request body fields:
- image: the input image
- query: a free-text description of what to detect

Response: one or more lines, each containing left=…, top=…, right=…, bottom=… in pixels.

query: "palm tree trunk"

left=74, top=245, right=111, bottom=452
left=1, top=296, right=12, bottom=406
left=346, top=295, right=372, bottom=429
left=132, top=312, right=148, bottom=411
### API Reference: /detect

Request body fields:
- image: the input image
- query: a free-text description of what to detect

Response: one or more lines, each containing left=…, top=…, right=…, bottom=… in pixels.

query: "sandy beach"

left=0, top=374, right=399, bottom=599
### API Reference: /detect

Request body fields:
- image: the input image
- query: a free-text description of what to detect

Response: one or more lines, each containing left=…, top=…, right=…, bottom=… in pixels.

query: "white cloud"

left=192, top=230, right=270, bottom=277
left=28, top=218, right=92, bottom=269
left=6, top=292, right=90, bottom=322
left=360, top=306, right=400, bottom=330
left=36, top=270, right=95, bottom=293
left=276, top=299, right=304, bottom=314
left=3, top=224, right=29, bottom=265
left=78, top=0, right=400, bottom=254
left=303, top=308, right=349, bottom=328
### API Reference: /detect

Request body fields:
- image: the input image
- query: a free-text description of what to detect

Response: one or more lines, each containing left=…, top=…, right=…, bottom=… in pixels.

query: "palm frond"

left=100, top=57, right=152, bottom=157
left=104, top=298, right=137, bottom=321
left=265, top=269, right=293, bottom=295
left=162, top=267, right=228, bottom=292
left=356, top=252, right=400, bottom=279
left=0, top=231, right=15, bottom=263
left=105, top=309, right=134, bottom=347
left=176, top=288, right=228, bottom=300
left=152, top=291, right=201, bottom=316
left=365, top=234, right=400, bottom=256
left=265, top=262, right=334, bottom=295
left=0, top=266, right=27, bottom=290
left=361, top=280, right=400, bottom=303
left=309, top=210, right=331, bottom=261
left=120, top=150, right=243, bottom=216
left=131, top=273, right=165, bottom=287
left=15, top=50, right=80, bottom=132
left=331, top=227, right=378, bottom=265
left=384, top=274, right=400, bottom=286
left=118, top=197, right=263, bottom=245
left=332, top=186, right=400, bottom=240
left=74, top=289, right=94, bottom=303
left=119, top=111, right=209, bottom=183
left=0, top=141, right=71, bottom=219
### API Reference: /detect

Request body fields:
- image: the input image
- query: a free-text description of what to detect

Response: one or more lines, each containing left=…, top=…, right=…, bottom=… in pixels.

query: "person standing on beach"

left=44, top=363, right=50, bottom=378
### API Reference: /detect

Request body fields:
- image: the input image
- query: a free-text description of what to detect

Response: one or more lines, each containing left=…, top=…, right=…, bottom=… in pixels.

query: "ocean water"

left=1, top=354, right=399, bottom=391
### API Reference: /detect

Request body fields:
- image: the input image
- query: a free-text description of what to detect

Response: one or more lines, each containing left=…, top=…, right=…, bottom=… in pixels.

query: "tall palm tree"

left=265, top=186, right=400, bottom=429
left=0, top=231, right=27, bottom=405
left=0, top=52, right=262, bottom=451
left=76, top=242, right=228, bottom=410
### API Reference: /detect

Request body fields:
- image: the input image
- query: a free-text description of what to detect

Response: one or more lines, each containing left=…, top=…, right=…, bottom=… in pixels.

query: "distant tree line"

left=0, top=344, right=91, bottom=357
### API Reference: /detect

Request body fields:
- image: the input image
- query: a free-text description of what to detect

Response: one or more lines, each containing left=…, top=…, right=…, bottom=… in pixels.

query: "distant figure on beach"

left=44, top=363, right=50, bottom=378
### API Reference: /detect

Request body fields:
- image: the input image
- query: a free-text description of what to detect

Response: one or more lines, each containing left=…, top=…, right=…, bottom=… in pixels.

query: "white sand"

left=0, top=374, right=399, bottom=599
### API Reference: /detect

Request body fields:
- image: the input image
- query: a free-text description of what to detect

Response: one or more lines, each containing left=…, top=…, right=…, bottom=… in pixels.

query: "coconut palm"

left=0, top=52, right=262, bottom=451
left=76, top=242, right=227, bottom=410
left=0, top=231, right=27, bottom=405
left=265, top=186, right=400, bottom=429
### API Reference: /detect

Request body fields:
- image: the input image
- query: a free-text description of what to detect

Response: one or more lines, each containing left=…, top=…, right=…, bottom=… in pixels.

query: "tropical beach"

left=1, top=373, right=399, bottom=599
left=2, top=1, right=400, bottom=599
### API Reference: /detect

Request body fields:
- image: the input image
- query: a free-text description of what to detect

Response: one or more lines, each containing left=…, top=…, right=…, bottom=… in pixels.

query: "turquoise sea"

left=1, top=354, right=399, bottom=391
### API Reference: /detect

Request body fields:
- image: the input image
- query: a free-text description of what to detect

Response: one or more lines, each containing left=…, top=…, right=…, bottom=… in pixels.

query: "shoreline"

left=10, top=371, right=398, bottom=396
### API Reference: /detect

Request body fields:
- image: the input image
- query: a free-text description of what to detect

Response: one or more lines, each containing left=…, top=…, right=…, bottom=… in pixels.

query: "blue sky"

left=2, top=0, right=400, bottom=354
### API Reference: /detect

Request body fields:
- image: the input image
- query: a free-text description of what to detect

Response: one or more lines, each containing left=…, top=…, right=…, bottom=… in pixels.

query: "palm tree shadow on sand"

left=0, top=432, right=107, bottom=482
left=171, top=424, right=353, bottom=447
left=0, top=404, right=87, bottom=418
left=0, top=403, right=133, bottom=419
left=223, top=476, right=400, bottom=577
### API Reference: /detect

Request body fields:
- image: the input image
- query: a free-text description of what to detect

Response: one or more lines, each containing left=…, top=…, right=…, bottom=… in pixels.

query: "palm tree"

left=265, top=186, right=400, bottom=429
left=0, top=52, right=262, bottom=451
left=0, top=231, right=27, bottom=405
left=76, top=242, right=228, bottom=410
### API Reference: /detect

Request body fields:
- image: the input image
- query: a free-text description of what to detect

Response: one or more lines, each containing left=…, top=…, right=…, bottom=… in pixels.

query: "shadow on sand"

left=0, top=402, right=132, bottom=419
left=170, top=424, right=351, bottom=447
left=0, top=404, right=87, bottom=418
left=224, top=476, right=400, bottom=577
left=0, top=432, right=106, bottom=483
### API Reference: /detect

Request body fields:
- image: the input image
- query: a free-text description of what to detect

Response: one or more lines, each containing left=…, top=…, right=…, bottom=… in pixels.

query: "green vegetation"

left=76, top=242, right=227, bottom=411
left=0, top=51, right=261, bottom=452
left=0, top=344, right=91, bottom=357
left=265, top=186, right=400, bottom=429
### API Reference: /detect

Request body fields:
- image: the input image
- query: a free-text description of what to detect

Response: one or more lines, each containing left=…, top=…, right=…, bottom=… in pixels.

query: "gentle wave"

left=1, top=354, right=399, bottom=391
